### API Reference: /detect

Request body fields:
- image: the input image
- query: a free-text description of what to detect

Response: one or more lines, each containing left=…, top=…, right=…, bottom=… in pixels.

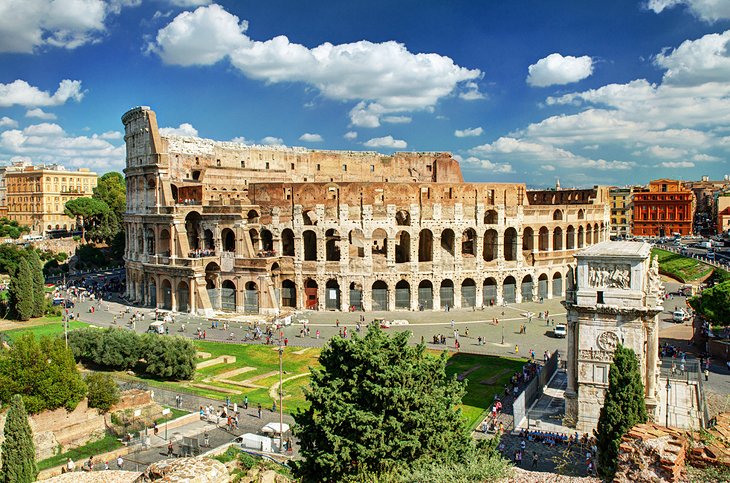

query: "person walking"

left=704, top=368, right=709, bottom=381
left=257, top=403, right=262, bottom=418
left=515, top=345, right=519, bottom=354
left=167, top=440, right=174, bottom=457
left=116, top=456, right=123, bottom=470
left=243, top=395, right=248, bottom=410
left=532, top=452, right=539, bottom=468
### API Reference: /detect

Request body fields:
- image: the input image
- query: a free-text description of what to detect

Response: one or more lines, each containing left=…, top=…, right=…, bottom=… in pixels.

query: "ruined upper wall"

left=526, top=187, right=608, bottom=205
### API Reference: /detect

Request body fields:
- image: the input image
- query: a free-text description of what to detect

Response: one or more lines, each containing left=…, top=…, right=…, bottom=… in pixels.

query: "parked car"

left=553, top=324, right=567, bottom=338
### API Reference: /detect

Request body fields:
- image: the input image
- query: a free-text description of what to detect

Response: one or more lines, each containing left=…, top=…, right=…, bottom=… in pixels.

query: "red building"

left=632, top=179, right=694, bottom=237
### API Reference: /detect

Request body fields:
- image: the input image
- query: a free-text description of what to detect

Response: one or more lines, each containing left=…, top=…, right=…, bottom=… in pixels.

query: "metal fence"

left=512, top=350, right=560, bottom=428
left=659, top=357, right=710, bottom=428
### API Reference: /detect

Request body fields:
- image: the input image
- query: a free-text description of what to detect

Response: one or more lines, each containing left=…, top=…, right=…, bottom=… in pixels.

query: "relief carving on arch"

left=588, top=263, right=630, bottom=289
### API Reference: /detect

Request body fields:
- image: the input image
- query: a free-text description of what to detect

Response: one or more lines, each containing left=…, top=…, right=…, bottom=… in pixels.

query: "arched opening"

left=396, top=210, right=410, bottom=226
left=349, top=229, right=365, bottom=258
left=395, top=280, right=410, bottom=310
left=521, top=275, right=533, bottom=302
left=594, top=223, right=600, bottom=243
left=161, top=279, right=172, bottom=310
left=247, top=210, right=259, bottom=224
left=171, top=185, right=179, bottom=204
left=418, top=229, right=433, bottom=262
left=281, top=279, right=296, bottom=308
left=440, top=279, right=454, bottom=310
left=303, top=230, right=317, bottom=261
left=553, top=227, right=563, bottom=251
left=244, top=281, right=259, bottom=313
left=504, top=228, right=518, bottom=261
left=148, top=280, right=156, bottom=307
left=538, top=273, right=549, bottom=300
left=577, top=226, right=585, bottom=248
left=484, top=209, right=498, bottom=224
left=325, top=279, right=340, bottom=310
left=553, top=209, right=563, bottom=221
left=462, top=228, right=477, bottom=257
left=483, top=229, right=498, bottom=261
left=395, top=231, right=410, bottom=263
left=303, top=210, right=317, bottom=225
left=191, top=170, right=201, bottom=181
left=205, top=262, right=220, bottom=309
left=159, top=229, right=171, bottom=256
left=441, top=229, right=455, bottom=258
left=305, top=279, right=318, bottom=310
left=372, top=280, right=389, bottom=311
left=349, top=282, right=363, bottom=311
left=522, top=227, right=534, bottom=252
left=372, top=228, right=388, bottom=259
left=281, top=228, right=295, bottom=256
left=221, top=280, right=236, bottom=311
left=566, top=225, right=575, bottom=250
left=325, top=229, right=341, bottom=261
left=418, top=280, right=433, bottom=310
left=177, top=280, right=190, bottom=312
left=185, top=211, right=202, bottom=251
left=503, top=276, right=516, bottom=303
left=260, top=229, right=273, bottom=251
left=483, top=278, right=497, bottom=306
left=222, top=228, right=236, bottom=252
left=203, top=229, right=214, bottom=250
left=144, top=228, right=155, bottom=255
left=586, top=224, right=592, bottom=245
left=577, top=209, right=585, bottom=220
left=461, top=278, right=476, bottom=308
left=538, top=227, right=549, bottom=251
left=552, top=272, right=563, bottom=297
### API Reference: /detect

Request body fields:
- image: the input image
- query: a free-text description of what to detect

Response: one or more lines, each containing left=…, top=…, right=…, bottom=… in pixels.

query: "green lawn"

left=443, top=352, right=525, bottom=429
left=653, top=248, right=714, bottom=282
left=154, top=405, right=190, bottom=425
left=2, top=318, right=90, bottom=341
left=36, top=433, right=122, bottom=472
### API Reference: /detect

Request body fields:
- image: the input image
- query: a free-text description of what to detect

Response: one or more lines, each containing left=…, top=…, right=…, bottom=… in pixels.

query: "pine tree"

left=28, top=250, right=45, bottom=318
left=294, top=326, right=471, bottom=482
left=595, top=344, right=648, bottom=478
left=8, top=258, right=34, bottom=321
left=0, top=394, right=38, bottom=483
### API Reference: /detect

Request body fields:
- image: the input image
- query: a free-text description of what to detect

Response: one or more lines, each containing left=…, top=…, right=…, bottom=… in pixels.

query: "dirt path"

left=269, top=372, right=311, bottom=400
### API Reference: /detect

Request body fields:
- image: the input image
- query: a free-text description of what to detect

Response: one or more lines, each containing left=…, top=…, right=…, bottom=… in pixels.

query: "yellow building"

left=5, top=165, right=98, bottom=234
left=609, top=186, right=633, bottom=238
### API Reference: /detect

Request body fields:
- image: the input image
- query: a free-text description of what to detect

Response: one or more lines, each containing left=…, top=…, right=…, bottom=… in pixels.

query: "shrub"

left=85, top=372, right=120, bottom=413
left=142, top=335, right=196, bottom=380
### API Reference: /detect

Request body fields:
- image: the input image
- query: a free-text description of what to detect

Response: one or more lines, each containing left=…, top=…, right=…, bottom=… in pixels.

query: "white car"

left=554, top=324, right=567, bottom=338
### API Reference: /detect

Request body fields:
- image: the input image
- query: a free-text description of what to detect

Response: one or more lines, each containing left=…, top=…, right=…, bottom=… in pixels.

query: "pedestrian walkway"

left=520, top=370, right=571, bottom=434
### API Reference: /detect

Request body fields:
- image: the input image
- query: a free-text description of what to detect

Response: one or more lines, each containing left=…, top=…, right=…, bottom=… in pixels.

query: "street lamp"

left=665, top=377, right=672, bottom=428
left=278, top=341, right=284, bottom=453
left=501, top=325, right=504, bottom=345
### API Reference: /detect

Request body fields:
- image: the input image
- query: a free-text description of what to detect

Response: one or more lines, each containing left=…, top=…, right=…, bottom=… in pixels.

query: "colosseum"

left=122, top=106, right=610, bottom=316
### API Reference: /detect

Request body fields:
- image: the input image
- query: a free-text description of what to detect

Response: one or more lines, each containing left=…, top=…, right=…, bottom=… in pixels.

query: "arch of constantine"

left=122, top=106, right=610, bottom=315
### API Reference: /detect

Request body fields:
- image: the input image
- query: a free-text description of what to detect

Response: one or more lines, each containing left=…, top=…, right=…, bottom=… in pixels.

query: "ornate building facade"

left=632, top=179, right=694, bottom=237
left=563, top=241, right=663, bottom=433
left=122, top=106, right=610, bottom=315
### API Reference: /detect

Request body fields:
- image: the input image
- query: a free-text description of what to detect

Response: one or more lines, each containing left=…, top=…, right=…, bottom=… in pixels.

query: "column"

left=496, top=231, right=504, bottom=260
left=645, top=323, right=658, bottom=402
left=566, top=318, right=578, bottom=396
left=170, top=282, right=177, bottom=312
left=453, top=281, right=462, bottom=309
left=189, top=278, right=196, bottom=314
left=475, top=282, right=484, bottom=309
left=410, top=283, right=419, bottom=311
left=388, top=283, right=396, bottom=312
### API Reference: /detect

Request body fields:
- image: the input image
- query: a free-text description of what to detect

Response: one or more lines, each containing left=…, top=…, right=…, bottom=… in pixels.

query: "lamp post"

left=665, top=377, right=671, bottom=428
left=501, top=325, right=504, bottom=345
left=278, top=341, right=284, bottom=453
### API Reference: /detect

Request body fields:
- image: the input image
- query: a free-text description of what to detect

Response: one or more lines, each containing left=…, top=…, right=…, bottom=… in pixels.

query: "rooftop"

left=576, top=240, right=650, bottom=258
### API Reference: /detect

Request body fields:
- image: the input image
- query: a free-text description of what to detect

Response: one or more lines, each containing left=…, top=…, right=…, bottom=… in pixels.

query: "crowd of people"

left=188, top=248, right=215, bottom=258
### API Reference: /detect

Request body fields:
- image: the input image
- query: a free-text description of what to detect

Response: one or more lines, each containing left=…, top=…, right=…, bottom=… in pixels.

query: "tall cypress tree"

left=8, top=258, right=34, bottom=321
left=28, top=250, right=45, bottom=318
left=0, top=394, right=38, bottom=483
left=595, top=344, right=648, bottom=478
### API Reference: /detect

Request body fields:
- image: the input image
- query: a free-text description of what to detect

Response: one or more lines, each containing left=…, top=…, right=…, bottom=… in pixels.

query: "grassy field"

left=36, top=433, right=122, bottom=471
left=653, top=248, right=714, bottom=282
left=2, top=318, right=90, bottom=341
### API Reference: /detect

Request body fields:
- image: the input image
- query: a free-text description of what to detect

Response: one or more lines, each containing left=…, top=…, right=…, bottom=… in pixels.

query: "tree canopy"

left=595, top=345, right=648, bottom=478
left=0, top=218, right=29, bottom=240
left=92, top=172, right=125, bottom=244
left=689, top=280, right=730, bottom=326
left=7, top=258, right=34, bottom=321
left=0, top=394, right=37, bottom=483
left=294, top=326, right=472, bottom=482
left=64, top=197, right=111, bottom=242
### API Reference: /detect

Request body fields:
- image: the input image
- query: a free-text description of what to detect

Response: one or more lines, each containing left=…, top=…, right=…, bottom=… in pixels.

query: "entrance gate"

left=418, top=284, right=433, bottom=310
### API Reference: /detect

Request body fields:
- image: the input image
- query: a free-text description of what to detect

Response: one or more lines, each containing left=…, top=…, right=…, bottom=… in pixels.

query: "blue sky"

left=1, top=0, right=730, bottom=187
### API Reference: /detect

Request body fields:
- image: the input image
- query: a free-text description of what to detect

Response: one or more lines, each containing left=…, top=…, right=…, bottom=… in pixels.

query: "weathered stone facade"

left=563, top=241, right=663, bottom=433
left=122, top=106, right=610, bottom=315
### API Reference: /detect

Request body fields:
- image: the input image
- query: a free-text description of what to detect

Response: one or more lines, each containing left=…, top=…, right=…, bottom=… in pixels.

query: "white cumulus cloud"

left=169, top=0, right=212, bottom=7
left=261, top=136, right=283, bottom=146
left=455, top=127, right=484, bottom=138
left=299, top=133, right=323, bottom=142
left=0, top=0, right=140, bottom=53
left=657, top=161, right=695, bottom=168
left=655, top=30, right=730, bottom=86
left=0, top=117, right=18, bottom=128
left=462, top=156, right=513, bottom=173
left=363, top=136, right=407, bottom=149
left=382, top=115, right=411, bottom=124
left=151, top=4, right=480, bottom=127
left=646, top=0, right=730, bottom=22
left=527, top=53, right=594, bottom=87
left=344, top=131, right=357, bottom=140
left=0, top=79, right=84, bottom=108
left=159, top=123, right=198, bottom=137
left=25, top=108, right=56, bottom=120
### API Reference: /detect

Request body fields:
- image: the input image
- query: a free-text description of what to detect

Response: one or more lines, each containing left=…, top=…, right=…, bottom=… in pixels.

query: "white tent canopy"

left=261, top=422, right=290, bottom=434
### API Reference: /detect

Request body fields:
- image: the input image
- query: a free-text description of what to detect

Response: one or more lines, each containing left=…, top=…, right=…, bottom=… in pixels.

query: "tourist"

left=243, top=395, right=248, bottom=410
left=257, top=403, right=262, bottom=418
left=66, top=458, right=75, bottom=473
left=515, top=344, right=519, bottom=354
left=117, top=456, right=123, bottom=470
left=167, top=440, right=174, bottom=457
left=532, top=452, right=539, bottom=468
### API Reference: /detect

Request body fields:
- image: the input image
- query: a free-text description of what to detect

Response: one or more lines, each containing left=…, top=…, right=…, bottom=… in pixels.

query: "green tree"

left=0, top=218, right=30, bottom=240
left=294, top=326, right=471, bottom=482
left=92, top=172, right=125, bottom=222
left=0, top=335, right=87, bottom=414
left=142, top=335, right=196, bottom=380
left=689, top=280, right=730, bottom=326
left=27, top=250, right=45, bottom=318
left=64, top=197, right=110, bottom=242
left=0, top=394, right=37, bottom=483
left=8, top=258, right=33, bottom=321
left=99, top=328, right=141, bottom=369
left=595, top=345, right=648, bottom=478
left=85, top=372, right=120, bottom=413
